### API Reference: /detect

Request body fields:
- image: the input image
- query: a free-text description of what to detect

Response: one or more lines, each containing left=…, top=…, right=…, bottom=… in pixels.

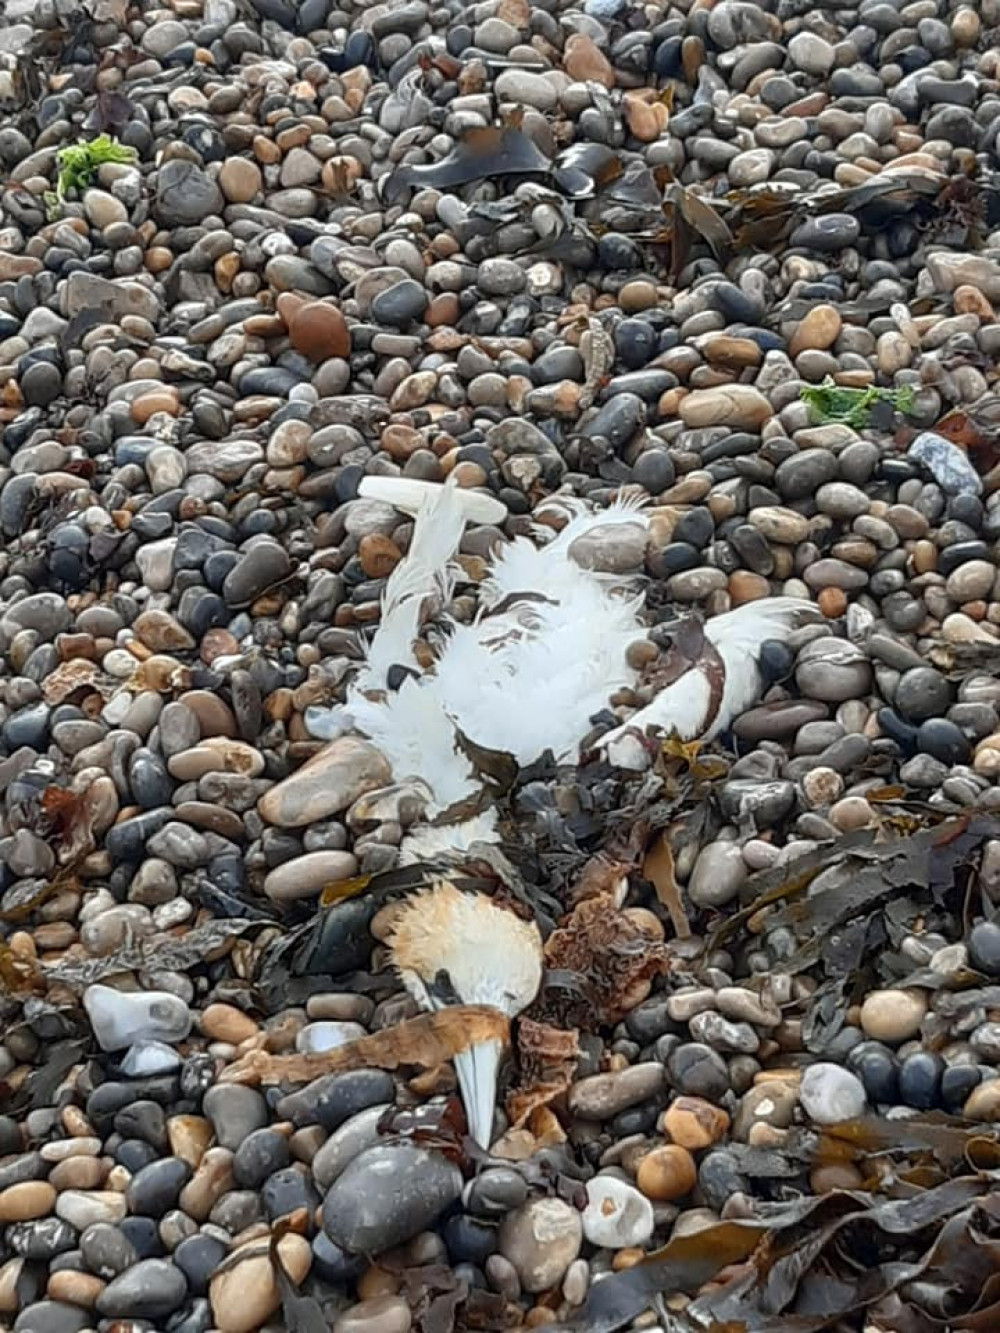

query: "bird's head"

left=386, top=881, right=543, bottom=1147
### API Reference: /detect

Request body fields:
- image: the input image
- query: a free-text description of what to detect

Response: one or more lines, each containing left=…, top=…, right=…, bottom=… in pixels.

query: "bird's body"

left=308, top=476, right=817, bottom=850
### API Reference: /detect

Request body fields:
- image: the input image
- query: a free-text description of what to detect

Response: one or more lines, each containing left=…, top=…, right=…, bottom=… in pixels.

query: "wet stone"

left=321, top=1144, right=462, bottom=1255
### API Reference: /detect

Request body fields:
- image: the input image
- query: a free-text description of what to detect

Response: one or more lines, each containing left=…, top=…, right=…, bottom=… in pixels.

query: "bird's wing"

left=598, top=597, right=819, bottom=747
left=351, top=478, right=473, bottom=694
left=707, top=596, right=820, bottom=737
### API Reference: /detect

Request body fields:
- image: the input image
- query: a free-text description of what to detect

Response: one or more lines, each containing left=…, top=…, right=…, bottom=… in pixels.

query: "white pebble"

left=582, top=1175, right=654, bottom=1249
left=799, top=1063, right=866, bottom=1125
left=83, top=983, right=192, bottom=1052
left=295, top=1022, right=367, bottom=1055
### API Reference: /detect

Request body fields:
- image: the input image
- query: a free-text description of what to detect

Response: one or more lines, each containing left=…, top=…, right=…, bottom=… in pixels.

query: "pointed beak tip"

left=454, top=1039, right=502, bottom=1150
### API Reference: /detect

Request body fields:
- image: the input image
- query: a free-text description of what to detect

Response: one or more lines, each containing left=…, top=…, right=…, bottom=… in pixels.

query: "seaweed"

left=801, top=377, right=917, bottom=429
left=45, top=134, right=138, bottom=219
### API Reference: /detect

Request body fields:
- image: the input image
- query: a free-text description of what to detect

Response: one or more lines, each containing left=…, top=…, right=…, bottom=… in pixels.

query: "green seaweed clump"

left=801, top=377, right=916, bottom=429
left=45, top=135, right=138, bottom=219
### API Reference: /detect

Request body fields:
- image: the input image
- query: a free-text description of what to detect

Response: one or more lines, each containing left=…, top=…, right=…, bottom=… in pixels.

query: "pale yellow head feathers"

left=387, top=880, right=543, bottom=1018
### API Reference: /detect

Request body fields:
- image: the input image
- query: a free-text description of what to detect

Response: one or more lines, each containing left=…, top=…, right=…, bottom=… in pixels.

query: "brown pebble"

left=610, top=1247, right=644, bottom=1271
left=288, top=301, right=351, bottom=363
left=818, top=587, right=847, bottom=618
left=619, top=280, right=658, bottom=313
left=662, top=1097, right=730, bottom=1151
left=562, top=33, right=614, bottom=86
left=179, top=1147, right=235, bottom=1221
left=209, top=1233, right=312, bottom=1333
left=965, top=1080, right=1000, bottom=1120
left=47, top=1271, right=105, bottom=1308
left=333, top=1295, right=412, bottom=1333
left=49, top=1157, right=106, bottom=1192
left=358, top=534, right=402, bottom=579
left=635, top=1145, right=698, bottom=1202
left=525, top=1309, right=557, bottom=1327
left=0, top=1182, right=56, bottom=1223
left=200, top=628, right=242, bottom=664
left=201, top=1004, right=260, bottom=1045
left=180, top=690, right=237, bottom=737
left=130, top=388, right=180, bottom=424
left=168, top=1115, right=215, bottom=1169
left=789, top=304, right=842, bottom=357
left=728, top=571, right=770, bottom=606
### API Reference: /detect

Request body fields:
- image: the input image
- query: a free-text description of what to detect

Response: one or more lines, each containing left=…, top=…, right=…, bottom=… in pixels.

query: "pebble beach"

left=4, top=0, right=1000, bottom=1329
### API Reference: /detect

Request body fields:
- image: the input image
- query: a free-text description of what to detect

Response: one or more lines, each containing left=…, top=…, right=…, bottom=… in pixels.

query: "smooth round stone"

left=334, top=1296, right=412, bottom=1333
left=615, top=319, right=658, bottom=370
left=849, top=1044, right=899, bottom=1105
left=174, top=1233, right=229, bottom=1296
left=95, top=1258, right=187, bottom=1319
left=798, top=1063, right=866, bottom=1124
left=859, top=989, right=927, bottom=1045
left=80, top=1223, right=137, bottom=1279
left=465, top=1167, right=529, bottom=1219
left=233, top=1129, right=290, bottom=1189
left=276, top=1070, right=394, bottom=1131
left=568, top=1064, right=665, bottom=1119
left=497, top=1198, right=582, bottom=1293
left=916, top=719, right=970, bottom=765
left=968, top=922, right=1000, bottom=977
left=790, top=214, right=860, bottom=251
left=687, top=841, right=747, bottom=908
left=12, top=1303, right=90, bottom=1333
left=289, top=302, right=351, bottom=362
left=202, top=1086, right=268, bottom=1151
left=209, top=1233, right=311, bottom=1333
left=295, top=1021, right=366, bottom=1054
left=21, top=363, right=63, bottom=407
left=795, top=639, right=871, bottom=703
left=321, top=1144, right=462, bottom=1255
left=261, top=1167, right=320, bottom=1223
left=898, top=1052, right=943, bottom=1110
left=894, top=667, right=951, bottom=721
left=125, top=1158, right=191, bottom=1218
left=311, top=1108, right=387, bottom=1191
left=581, top=1176, right=653, bottom=1249
left=940, top=1065, right=981, bottom=1112
left=758, top=641, right=797, bottom=684
left=667, top=1044, right=730, bottom=1102
left=946, top=558, right=995, bottom=602
left=371, top=280, right=427, bottom=326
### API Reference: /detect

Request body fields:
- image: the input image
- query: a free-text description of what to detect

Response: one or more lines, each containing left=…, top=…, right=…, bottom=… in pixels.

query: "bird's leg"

left=453, top=1036, right=502, bottom=1149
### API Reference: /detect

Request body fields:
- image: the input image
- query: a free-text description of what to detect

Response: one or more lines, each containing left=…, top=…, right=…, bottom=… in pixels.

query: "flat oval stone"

left=321, top=1144, right=462, bottom=1255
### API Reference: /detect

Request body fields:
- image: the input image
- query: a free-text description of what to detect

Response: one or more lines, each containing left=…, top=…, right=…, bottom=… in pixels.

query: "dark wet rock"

left=321, top=1143, right=463, bottom=1254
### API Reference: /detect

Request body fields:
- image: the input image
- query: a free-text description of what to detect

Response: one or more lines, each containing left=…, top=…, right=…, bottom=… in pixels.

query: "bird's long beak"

left=454, top=1038, right=501, bottom=1148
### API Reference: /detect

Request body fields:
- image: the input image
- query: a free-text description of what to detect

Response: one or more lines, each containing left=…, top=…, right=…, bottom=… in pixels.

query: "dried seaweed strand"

left=220, top=1005, right=510, bottom=1085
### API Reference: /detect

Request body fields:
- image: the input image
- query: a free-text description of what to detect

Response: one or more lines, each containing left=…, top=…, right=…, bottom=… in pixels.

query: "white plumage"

left=310, top=477, right=817, bottom=851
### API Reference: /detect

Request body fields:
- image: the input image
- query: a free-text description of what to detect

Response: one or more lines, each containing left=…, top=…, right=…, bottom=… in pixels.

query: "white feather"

left=398, top=811, right=500, bottom=865
left=358, top=476, right=507, bottom=526
left=432, top=580, right=644, bottom=763
left=350, top=479, right=468, bottom=694
left=322, top=478, right=818, bottom=861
